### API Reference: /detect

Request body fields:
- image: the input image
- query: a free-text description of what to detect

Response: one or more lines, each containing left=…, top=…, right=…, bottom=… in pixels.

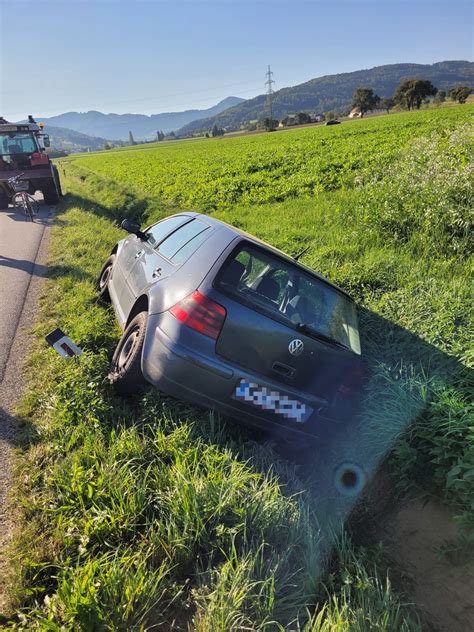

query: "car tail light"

left=169, top=291, right=227, bottom=340
left=338, top=364, right=365, bottom=396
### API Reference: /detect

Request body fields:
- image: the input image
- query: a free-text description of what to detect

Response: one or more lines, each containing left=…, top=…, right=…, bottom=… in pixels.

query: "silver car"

left=97, top=213, right=363, bottom=439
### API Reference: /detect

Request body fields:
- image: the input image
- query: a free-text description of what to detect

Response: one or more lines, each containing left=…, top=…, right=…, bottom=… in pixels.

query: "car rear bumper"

left=142, top=313, right=341, bottom=439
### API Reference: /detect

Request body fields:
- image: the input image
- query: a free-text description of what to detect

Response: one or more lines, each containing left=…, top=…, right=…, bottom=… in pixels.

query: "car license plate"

left=234, top=378, right=310, bottom=423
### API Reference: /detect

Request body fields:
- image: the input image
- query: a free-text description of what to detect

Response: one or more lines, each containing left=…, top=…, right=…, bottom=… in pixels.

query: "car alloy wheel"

left=96, top=255, right=116, bottom=302
left=109, top=311, right=148, bottom=395
left=117, top=325, right=140, bottom=372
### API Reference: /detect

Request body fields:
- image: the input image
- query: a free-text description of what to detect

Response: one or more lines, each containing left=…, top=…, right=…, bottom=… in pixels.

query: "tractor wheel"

left=0, top=188, right=9, bottom=209
left=43, top=179, right=60, bottom=204
left=52, top=165, right=63, bottom=197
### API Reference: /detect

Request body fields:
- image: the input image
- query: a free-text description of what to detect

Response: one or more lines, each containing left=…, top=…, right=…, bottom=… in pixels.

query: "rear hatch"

left=211, top=241, right=362, bottom=407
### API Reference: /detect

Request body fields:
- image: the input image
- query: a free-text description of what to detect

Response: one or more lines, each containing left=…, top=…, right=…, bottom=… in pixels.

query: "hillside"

left=42, top=124, right=113, bottom=152
left=177, top=60, right=473, bottom=135
left=38, top=97, right=244, bottom=141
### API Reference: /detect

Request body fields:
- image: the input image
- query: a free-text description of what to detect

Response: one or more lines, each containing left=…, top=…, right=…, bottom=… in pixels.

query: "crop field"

left=7, top=106, right=473, bottom=629
left=71, top=107, right=473, bottom=212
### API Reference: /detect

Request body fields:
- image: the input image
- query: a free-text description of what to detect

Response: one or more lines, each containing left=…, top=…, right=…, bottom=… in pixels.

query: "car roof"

left=178, top=211, right=353, bottom=300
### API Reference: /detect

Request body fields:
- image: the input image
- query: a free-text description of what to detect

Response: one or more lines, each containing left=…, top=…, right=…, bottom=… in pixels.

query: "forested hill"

left=177, top=60, right=474, bottom=135
left=43, top=125, right=112, bottom=152
left=36, top=97, right=244, bottom=141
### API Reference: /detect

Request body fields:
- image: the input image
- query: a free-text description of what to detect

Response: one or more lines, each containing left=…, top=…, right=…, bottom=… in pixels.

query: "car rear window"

left=157, top=218, right=210, bottom=264
left=216, top=243, right=361, bottom=354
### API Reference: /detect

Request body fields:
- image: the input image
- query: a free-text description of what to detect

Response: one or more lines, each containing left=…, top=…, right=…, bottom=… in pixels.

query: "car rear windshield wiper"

left=295, top=322, right=348, bottom=350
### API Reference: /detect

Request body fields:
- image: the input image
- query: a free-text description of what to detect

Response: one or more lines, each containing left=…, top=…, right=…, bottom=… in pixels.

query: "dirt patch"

left=384, top=499, right=474, bottom=632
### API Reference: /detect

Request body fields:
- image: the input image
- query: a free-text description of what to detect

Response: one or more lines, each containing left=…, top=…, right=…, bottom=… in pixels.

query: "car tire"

left=109, top=311, right=148, bottom=395
left=96, top=255, right=116, bottom=302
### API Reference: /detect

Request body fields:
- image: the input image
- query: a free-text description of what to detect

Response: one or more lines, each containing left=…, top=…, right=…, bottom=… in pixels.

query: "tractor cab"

left=0, top=116, right=60, bottom=206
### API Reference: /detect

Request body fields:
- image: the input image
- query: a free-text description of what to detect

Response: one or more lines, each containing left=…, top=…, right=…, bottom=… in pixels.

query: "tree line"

left=352, top=80, right=471, bottom=117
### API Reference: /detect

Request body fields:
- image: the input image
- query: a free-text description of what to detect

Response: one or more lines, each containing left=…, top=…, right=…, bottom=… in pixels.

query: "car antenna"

left=293, top=244, right=312, bottom=261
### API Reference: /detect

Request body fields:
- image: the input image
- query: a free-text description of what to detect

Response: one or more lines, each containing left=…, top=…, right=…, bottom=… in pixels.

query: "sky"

left=1, top=0, right=473, bottom=121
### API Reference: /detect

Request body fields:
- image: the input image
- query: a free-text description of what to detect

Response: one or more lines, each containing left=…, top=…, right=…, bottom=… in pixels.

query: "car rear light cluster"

left=338, top=364, right=365, bottom=396
left=169, top=291, right=226, bottom=340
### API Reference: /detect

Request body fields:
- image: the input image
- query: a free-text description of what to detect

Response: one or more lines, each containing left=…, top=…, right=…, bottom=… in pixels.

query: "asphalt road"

left=0, top=198, right=52, bottom=611
left=0, top=200, right=52, bottom=381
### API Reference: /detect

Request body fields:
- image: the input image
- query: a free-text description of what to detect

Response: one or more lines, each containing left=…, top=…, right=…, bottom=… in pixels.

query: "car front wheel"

left=109, top=311, right=148, bottom=395
left=96, top=255, right=116, bottom=302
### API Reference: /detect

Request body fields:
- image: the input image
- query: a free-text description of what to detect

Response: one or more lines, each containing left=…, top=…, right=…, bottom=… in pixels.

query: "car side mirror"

left=43, top=134, right=50, bottom=147
left=121, top=218, right=147, bottom=240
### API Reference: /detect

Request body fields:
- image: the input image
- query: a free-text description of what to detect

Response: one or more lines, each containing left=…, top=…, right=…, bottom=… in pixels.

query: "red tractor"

left=0, top=115, right=62, bottom=207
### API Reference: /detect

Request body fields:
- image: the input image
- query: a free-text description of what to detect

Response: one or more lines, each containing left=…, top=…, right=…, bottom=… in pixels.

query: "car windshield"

left=0, top=132, right=38, bottom=156
left=217, top=243, right=361, bottom=354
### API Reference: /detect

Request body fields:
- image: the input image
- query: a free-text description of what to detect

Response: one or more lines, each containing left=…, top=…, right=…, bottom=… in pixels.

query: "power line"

left=265, top=65, right=275, bottom=131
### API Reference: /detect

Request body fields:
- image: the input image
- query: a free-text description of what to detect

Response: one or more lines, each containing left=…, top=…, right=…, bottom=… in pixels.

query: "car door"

left=124, top=218, right=213, bottom=317
left=111, top=233, right=144, bottom=320
left=117, top=215, right=191, bottom=319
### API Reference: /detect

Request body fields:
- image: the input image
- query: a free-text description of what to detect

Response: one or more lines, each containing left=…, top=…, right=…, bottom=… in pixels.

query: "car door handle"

left=134, top=250, right=144, bottom=259
left=152, top=268, right=162, bottom=278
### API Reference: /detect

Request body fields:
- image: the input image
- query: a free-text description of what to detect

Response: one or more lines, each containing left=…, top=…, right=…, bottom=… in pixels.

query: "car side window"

left=157, top=219, right=210, bottom=263
left=146, top=216, right=189, bottom=247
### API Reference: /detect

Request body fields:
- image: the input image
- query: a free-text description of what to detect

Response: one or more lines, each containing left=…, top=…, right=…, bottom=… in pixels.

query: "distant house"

left=348, top=107, right=362, bottom=119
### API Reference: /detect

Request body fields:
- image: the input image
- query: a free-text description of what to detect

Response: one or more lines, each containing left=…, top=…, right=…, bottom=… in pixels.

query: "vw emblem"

left=288, top=339, right=304, bottom=356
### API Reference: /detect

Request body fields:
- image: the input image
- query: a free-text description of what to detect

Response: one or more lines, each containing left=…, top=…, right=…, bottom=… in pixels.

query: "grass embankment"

left=7, top=106, right=473, bottom=629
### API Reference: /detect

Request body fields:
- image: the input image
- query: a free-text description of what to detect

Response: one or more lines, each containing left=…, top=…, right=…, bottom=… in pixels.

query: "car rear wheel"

left=109, top=311, right=148, bottom=395
left=96, top=255, right=116, bottom=302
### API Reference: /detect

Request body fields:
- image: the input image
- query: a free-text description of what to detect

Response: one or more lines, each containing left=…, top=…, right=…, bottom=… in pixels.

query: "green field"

left=72, top=107, right=472, bottom=212
left=7, top=106, right=473, bottom=629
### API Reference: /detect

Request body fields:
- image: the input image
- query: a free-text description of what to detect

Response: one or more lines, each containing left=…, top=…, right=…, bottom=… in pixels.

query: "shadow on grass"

left=63, top=190, right=150, bottom=225
left=0, top=253, right=93, bottom=284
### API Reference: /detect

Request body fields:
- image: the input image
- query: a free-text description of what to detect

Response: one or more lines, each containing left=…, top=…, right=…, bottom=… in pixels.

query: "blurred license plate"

left=235, top=378, right=309, bottom=423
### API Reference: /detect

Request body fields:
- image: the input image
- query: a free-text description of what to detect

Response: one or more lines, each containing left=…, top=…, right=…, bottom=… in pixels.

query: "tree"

left=128, top=131, right=136, bottom=145
left=449, top=86, right=472, bottom=104
left=210, top=124, right=224, bottom=137
left=433, top=90, right=446, bottom=106
left=352, top=87, right=380, bottom=116
left=294, top=112, right=311, bottom=125
left=325, top=111, right=337, bottom=121
left=380, top=97, right=395, bottom=114
left=394, top=79, right=437, bottom=110
left=156, top=130, right=165, bottom=141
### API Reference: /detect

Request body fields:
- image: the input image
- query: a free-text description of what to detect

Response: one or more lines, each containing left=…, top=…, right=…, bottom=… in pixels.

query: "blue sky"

left=1, top=0, right=472, bottom=120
